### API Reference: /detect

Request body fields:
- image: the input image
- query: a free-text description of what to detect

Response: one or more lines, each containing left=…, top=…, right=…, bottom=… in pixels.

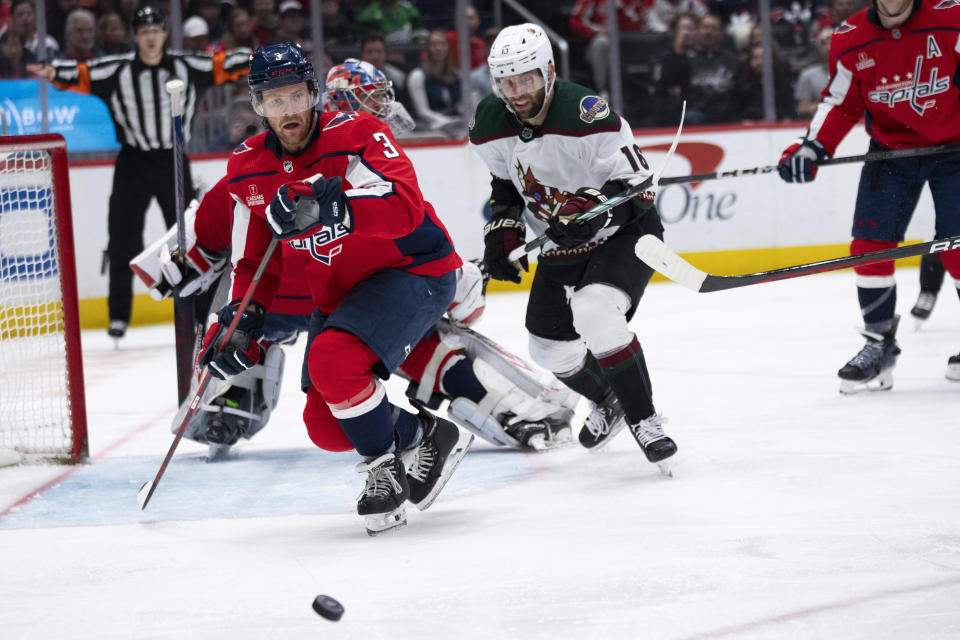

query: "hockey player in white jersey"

left=469, top=23, right=678, bottom=472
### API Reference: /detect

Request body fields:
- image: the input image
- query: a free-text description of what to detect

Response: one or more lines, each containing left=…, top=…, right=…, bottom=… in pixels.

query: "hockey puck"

left=312, top=595, right=344, bottom=621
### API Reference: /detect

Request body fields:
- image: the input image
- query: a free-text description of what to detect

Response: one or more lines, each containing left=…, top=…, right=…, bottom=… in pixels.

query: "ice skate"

left=406, top=407, right=474, bottom=511
left=947, top=352, right=960, bottom=382
left=578, top=390, right=628, bottom=450
left=107, top=320, right=127, bottom=348
left=909, top=291, right=937, bottom=330
left=356, top=453, right=409, bottom=536
left=838, top=320, right=901, bottom=394
left=628, top=414, right=677, bottom=477
left=505, top=417, right=573, bottom=451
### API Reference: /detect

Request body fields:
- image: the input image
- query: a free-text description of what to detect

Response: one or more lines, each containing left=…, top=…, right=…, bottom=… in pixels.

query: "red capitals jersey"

left=809, top=0, right=960, bottom=153
left=225, top=110, right=462, bottom=314
left=195, top=176, right=313, bottom=316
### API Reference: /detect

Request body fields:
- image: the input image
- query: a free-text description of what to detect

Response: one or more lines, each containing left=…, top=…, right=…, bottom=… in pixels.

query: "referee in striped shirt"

left=29, top=7, right=249, bottom=338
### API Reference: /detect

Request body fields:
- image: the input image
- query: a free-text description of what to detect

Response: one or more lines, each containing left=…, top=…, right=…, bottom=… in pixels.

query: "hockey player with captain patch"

left=777, top=0, right=960, bottom=391
left=469, top=23, right=678, bottom=473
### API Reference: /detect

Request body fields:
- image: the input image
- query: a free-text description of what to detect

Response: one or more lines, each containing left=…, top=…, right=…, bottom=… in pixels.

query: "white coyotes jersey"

left=468, top=81, right=650, bottom=256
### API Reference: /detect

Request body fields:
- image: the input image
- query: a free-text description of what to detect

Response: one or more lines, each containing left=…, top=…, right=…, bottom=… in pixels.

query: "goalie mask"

left=487, top=23, right=555, bottom=120
left=323, top=58, right=415, bottom=134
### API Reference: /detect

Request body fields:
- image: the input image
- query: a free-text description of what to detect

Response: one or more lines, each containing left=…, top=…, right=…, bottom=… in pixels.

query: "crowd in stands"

left=0, top=0, right=872, bottom=147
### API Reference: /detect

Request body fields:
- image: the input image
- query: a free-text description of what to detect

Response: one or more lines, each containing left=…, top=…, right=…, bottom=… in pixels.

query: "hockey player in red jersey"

left=778, top=0, right=960, bottom=391
left=201, top=42, right=473, bottom=535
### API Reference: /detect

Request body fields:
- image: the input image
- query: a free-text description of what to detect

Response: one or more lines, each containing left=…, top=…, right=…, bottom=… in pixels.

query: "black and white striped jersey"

left=50, top=49, right=250, bottom=151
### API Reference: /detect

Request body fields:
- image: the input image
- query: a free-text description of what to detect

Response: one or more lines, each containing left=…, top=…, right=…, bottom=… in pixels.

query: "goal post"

left=0, top=133, right=88, bottom=462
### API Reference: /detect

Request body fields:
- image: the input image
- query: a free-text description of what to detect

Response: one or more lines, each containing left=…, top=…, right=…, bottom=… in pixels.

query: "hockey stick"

left=137, top=236, right=280, bottom=510
left=166, top=79, right=198, bottom=405
left=634, top=234, right=960, bottom=293
left=658, top=141, right=960, bottom=186
left=507, top=102, right=686, bottom=263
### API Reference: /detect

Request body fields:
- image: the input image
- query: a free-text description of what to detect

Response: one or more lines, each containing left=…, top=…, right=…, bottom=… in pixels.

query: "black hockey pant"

left=106, top=145, right=194, bottom=323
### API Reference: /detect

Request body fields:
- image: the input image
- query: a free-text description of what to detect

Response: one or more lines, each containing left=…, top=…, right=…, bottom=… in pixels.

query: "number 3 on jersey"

left=373, top=132, right=399, bottom=158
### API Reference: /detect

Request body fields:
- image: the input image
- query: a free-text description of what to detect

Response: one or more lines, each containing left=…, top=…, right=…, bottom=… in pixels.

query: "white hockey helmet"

left=487, top=23, right=555, bottom=116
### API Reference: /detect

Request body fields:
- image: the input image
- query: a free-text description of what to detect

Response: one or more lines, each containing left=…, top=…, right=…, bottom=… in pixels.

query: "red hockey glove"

left=545, top=187, right=611, bottom=249
left=778, top=137, right=829, bottom=184
left=199, top=301, right=266, bottom=380
left=267, top=174, right=350, bottom=239
left=482, top=216, right=528, bottom=283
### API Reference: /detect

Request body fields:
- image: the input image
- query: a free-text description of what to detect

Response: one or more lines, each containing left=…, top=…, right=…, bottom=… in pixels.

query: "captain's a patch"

left=579, top=95, right=610, bottom=123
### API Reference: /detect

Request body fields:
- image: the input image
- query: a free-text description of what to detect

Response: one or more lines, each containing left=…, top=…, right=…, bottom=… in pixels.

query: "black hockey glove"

left=545, top=187, right=613, bottom=249
left=199, top=301, right=266, bottom=380
left=267, top=174, right=351, bottom=240
left=777, top=137, right=829, bottom=183
left=483, top=216, right=528, bottom=283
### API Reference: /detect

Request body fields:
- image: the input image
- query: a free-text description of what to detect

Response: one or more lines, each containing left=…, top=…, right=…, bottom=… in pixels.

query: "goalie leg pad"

left=448, top=397, right=522, bottom=448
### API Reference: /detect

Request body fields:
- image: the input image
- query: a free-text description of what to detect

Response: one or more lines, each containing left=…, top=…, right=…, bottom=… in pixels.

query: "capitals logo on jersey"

left=288, top=223, right=350, bottom=265
left=515, top=160, right=569, bottom=221
left=867, top=37, right=952, bottom=116
left=323, top=111, right=359, bottom=131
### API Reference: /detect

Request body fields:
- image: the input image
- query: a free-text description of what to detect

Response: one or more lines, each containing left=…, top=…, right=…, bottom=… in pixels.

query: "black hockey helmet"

left=133, top=6, right=167, bottom=32
left=248, top=42, right=319, bottom=116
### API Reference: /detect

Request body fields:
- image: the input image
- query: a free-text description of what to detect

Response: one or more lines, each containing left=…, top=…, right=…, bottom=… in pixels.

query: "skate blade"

left=656, top=457, right=675, bottom=478
left=912, top=316, right=929, bottom=332
left=412, top=432, right=474, bottom=512
left=205, top=443, right=233, bottom=462
left=946, top=364, right=960, bottom=382
left=839, top=369, right=894, bottom=395
left=365, top=507, right=407, bottom=536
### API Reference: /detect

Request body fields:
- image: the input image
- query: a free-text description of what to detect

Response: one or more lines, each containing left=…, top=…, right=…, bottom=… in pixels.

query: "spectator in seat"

left=407, top=29, right=463, bottom=133
left=250, top=0, right=277, bottom=46
left=794, top=25, right=832, bottom=118
left=645, top=0, right=707, bottom=34
left=321, top=0, right=356, bottom=47
left=360, top=32, right=408, bottom=101
left=0, top=30, right=30, bottom=78
left=217, top=7, right=258, bottom=52
left=114, top=0, right=139, bottom=28
left=829, top=0, right=859, bottom=26
left=194, top=0, right=226, bottom=45
left=9, top=0, right=59, bottom=58
left=56, top=8, right=102, bottom=61
left=735, top=40, right=795, bottom=121
left=653, top=11, right=699, bottom=124
left=47, top=0, right=81, bottom=48
left=685, top=12, right=740, bottom=124
left=570, top=0, right=648, bottom=99
left=446, top=3, right=485, bottom=69
left=357, top=0, right=425, bottom=46
left=208, top=99, right=263, bottom=151
left=182, top=14, right=211, bottom=53
left=469, top=26, right=499, bottom=103
left=96, top=12, right=131, bottom=55
left=274, top=0, right=307, bottom=47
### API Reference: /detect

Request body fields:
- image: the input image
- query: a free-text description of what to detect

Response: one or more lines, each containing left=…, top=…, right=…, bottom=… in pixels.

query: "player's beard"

left=510, top=87, right=546, bottom=122
left=875, top=0, right=912, bottom=18
left=269, top=109, right=316, bottom=155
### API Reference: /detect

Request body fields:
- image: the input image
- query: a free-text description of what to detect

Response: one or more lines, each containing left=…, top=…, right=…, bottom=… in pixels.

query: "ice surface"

left=1, top=271, right=959, bottom=639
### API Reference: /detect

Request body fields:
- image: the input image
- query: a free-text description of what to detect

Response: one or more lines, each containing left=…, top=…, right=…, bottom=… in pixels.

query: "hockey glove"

left=199, top=301, right=266, bottom=380
left=153, top=243, right=228, bottom=300
left=545, top=187, right=613, bottom=249
left=777, top=137, right=829, bottom=183
left=483, top=216, right=528, bottom=283
left=267, top=174, right=351, bottom=240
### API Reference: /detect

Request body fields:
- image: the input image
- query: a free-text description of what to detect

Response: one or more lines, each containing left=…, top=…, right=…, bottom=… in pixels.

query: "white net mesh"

left=0, top=146, right=75, bottom=457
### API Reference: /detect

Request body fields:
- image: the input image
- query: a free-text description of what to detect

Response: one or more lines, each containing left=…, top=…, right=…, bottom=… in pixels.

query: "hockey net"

left=0, top=134, right=88, bottom=464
